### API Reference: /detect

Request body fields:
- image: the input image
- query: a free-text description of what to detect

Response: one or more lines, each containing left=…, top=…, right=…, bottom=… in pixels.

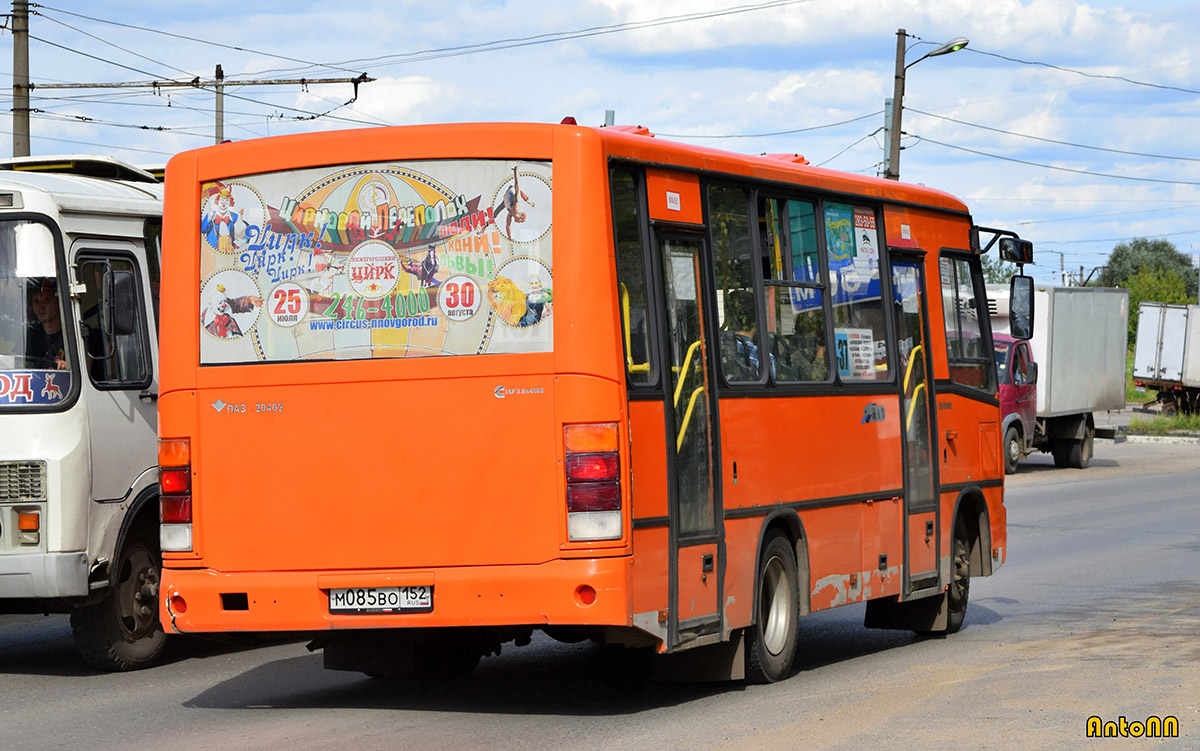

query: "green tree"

left=1125, top=267, right=1189, bottom=343
left=1101, top=237, right=1198, bottom=300
left=981, top=254, right=1018, bottom=284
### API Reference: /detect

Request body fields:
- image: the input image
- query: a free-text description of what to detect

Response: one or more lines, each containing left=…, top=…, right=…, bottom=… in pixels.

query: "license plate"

left=329, top=586, right=433, bottom=613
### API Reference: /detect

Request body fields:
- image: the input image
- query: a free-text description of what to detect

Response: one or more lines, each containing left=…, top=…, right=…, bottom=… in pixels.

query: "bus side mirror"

left=999, top=237, right=1033, bottom=265
left=1009, top=275, right=1034, bottom=341
left=104, top=269, right=138, bottom=337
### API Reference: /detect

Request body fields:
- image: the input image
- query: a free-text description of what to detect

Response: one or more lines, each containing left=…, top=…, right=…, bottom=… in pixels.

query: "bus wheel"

left=1003, top=426, right=1021, bottom=474
left=745, top=532, right=799, bottom=684
left=945, top=517, right=971, bottom=634
left=70, top=534, right=166, bottom=671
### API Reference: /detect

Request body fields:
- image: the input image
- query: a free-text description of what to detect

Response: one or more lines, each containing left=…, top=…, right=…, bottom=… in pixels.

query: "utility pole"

left=215, top=65, right=224, bottom=144
left=12, top=0, right=30, bottom=157
left=884, top=30, right=906, bottom=181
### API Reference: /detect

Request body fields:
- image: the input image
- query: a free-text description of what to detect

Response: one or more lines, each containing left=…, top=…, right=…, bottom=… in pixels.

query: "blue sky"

left=2, top=0, right=1198, bottom=286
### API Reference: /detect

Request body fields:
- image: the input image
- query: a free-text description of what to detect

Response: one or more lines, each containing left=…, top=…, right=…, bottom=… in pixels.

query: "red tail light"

left=159, top=468, right=189, bottom=495
left=161, top=496, right=192, bottom=523
left=563, top=423, right=622, bottom=541
left=567, top=481, right=621, bottom=512
left=565, top=453, right=619, bottom=483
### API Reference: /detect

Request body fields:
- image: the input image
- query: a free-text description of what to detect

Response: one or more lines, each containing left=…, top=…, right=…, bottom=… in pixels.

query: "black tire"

left=70, top=536, right=166, bottom=671
left=1051, top=439, right=1070, bottom=468
left=945, top=516, right=971, bottom=634
left=1003, top=426, right=1021, bottom=475
left=1064, top=426, right=1093, bottom=469
left=745, top=532, right=799, bottom=684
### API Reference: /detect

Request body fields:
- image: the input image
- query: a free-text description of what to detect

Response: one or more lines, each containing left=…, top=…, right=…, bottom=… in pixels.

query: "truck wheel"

left=745, top=531, right=799, bottom=684
left=1051, top=440, right=1070, bottom=468
left=70, top=534, right=166, bottom=671
left=1064, top=426, right=1094, bottom=469
left=1003, top=426, right=1021, bottom=474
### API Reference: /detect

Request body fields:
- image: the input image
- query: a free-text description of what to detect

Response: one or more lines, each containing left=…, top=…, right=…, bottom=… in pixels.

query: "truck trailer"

left=990, top=285, right=1128, bottom=471
left=1133, top=302, right=1200, bottom=414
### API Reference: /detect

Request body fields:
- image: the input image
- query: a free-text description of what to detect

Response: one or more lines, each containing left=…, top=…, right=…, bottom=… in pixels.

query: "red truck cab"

left=994, top=334, right=1038, bottom=474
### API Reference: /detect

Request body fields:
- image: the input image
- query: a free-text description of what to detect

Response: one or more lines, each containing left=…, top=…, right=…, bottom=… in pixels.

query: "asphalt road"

left=2, top=438, right=1197, bottom=750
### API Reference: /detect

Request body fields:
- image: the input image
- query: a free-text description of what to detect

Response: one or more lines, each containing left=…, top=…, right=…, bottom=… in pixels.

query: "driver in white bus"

left=27, top=278, right=66, bottom=369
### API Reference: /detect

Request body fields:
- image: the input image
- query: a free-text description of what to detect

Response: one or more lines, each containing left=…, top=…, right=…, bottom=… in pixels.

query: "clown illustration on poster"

left=201, top=181, right=266, bottom=256
left=199, top=268, right=263, bottom=357
left=198, top=159, right=553, bottom=365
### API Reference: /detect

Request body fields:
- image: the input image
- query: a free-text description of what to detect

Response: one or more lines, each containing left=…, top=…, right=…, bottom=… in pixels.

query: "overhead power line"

left=657, top=111, right=883, bottom=140
left=0, top=126, right=174, bottom=156
left=35, top=9, right=195, bottom=79
left=32, top=3, right=365, bottom=77
left=1038, top=229, right=1200, bottom=245
left=907, top=108, right=1200, bottom=162
left=964, top=47, right=1200, bottom=96
left=816, top=129, right=882, bottom=167
left=911, top=135, right=1200, bottom=186
left=34, top=0, right=820, bottom=81
left=243, top=0, right=822, bottom=77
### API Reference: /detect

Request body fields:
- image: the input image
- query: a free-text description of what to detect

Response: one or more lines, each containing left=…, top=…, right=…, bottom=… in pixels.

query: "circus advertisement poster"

left=197, top=160, right=553, bottom=365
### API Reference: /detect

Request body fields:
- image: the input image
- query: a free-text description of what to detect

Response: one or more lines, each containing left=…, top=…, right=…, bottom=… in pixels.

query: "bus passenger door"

left=73, top=248, right=158, bottom=502
left=891, top=256, right=940, bottom=594
left=656, top=231, right=722, bottom=649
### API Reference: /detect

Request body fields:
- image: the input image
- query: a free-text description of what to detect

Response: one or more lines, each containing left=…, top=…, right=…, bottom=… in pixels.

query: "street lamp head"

left=927, top=37, right=969, bottom=58
left=906, top=37, right=970, bottom=69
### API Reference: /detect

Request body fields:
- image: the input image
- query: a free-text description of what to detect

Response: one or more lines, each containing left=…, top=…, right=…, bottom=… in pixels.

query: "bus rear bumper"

left=0, top=552, right=88, bottom=599
left=161, top=556, right=634, bottom=634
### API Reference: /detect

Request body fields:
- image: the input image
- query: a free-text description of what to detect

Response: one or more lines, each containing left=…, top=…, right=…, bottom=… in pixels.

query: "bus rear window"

left=198, top=159, right=553, bottom=365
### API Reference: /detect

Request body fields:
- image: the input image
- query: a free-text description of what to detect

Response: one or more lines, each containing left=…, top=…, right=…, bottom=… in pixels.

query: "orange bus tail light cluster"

left=564, top=423, right=622, bottom=542
left=158, top=438, right=193, bottom=552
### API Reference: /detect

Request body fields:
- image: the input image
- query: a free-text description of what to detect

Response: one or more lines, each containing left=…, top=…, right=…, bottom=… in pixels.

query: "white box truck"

left=1132, top=302, right=1200, bottom=414
left=989, top=285, right=1128, bottom=470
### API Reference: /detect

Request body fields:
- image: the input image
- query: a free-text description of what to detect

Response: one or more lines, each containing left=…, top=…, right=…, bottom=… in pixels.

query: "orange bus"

left=157, top=122, right=1033, bottom=682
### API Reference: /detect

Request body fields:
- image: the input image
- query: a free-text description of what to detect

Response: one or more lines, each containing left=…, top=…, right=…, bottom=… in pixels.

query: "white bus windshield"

left=0, top=220, right=74, bottom=406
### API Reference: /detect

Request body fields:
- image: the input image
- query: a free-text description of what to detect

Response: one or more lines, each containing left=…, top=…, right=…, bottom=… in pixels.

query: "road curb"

left=1122, top=434, right=1200, bottom=446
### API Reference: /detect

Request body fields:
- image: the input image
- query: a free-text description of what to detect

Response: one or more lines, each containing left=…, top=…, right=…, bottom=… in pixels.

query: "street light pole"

left=883, top=30, right=969, bottom=181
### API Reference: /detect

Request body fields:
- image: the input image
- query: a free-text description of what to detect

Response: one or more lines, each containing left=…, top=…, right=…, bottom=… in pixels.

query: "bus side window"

left=611, top=169, right=655, bottom=385
left=825, top=202, right=888, bottom=381
left=939, top=254, right=994, bottom=392
left=144, top=219, right=162, bottom=330
left=709, top=183, right=761, bottom=384
left=77, top=256, right=151, bottom=389
left=761, top=197, right=829, bottom=383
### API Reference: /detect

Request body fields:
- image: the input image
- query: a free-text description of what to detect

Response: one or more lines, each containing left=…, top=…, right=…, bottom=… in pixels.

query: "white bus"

left=0, top=156, right=165, bottom=669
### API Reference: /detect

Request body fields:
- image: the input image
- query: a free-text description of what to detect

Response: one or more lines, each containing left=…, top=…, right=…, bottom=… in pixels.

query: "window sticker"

left=198, top=160, right=553, bottom=364
left=834, top=328, right=875, bottom=379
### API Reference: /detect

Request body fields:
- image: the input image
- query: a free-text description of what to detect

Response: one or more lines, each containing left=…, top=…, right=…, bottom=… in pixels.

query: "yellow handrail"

left=903, top=343, right=924, bottom=393
left=676, top=386, right=707, bottom=452
left=619, top=282, right=651, bottom=375
left=906, top=382, right=926, bottom=431
left=673, top=340, right=703, bottom=407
